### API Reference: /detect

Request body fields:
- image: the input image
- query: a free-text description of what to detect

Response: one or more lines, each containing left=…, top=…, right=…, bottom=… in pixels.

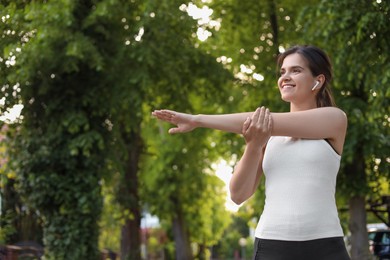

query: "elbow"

left=229, top=185, right=248, bottom=205
left=229, top=170, right=257, bottom=205
left=230, top=194, right=246, bottom=205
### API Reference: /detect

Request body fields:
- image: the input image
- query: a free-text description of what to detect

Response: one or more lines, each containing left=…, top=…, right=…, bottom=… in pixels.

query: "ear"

left=315, top=74, right=326, bottom=86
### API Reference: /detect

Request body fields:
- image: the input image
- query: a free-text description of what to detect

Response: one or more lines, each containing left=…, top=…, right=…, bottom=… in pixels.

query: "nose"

left=280, top=73, right=291, bottom=83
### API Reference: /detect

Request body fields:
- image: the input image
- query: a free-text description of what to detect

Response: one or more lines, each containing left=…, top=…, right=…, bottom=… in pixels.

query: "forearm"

left=229, top=145, right=263, bottom=204
left=194, top=112, right=253, bottom=134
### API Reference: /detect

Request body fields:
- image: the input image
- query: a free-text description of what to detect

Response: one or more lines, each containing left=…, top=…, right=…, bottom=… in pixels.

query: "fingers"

left=250, top=106, right=272, bottom=134
left=152, top=110, right=175, bottom=122
left=168, top=127, right=179, bottom=134
left=251, top=107, right=260, bottom=122
left=263, top=108, right=269, bottom=128
left=252, top=107, right=267, bottom=124
left=153, top=110, right=178, bottom=134
left=242, top=117, right=251, bottom=135
left=257, top=106, right=266, bottom=125
left=251, top=107, right=268, bottom=125
left=268, top=112, right=273, bottom=132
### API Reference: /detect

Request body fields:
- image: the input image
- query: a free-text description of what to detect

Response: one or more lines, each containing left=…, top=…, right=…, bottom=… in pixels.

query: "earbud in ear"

left=311, top=81, right=320, bottom=91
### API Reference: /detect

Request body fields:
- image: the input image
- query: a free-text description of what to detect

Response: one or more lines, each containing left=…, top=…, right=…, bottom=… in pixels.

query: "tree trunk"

left=344, top=137, right=371, bottom=260
left=119, top=129, right=143, bottom=260
left=197, top=244, right=207, bottom=260
left=172, top=212, right=193, bottom=260
left=267, top=0, right=279, bottom=55
left=349, top=196, right=371, bottom=260
left=1, top=178, right=43, bottom=244
left=121, top=215, right=141, bottom=260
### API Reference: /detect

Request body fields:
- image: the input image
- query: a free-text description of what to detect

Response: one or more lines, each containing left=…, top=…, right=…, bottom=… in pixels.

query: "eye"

left=279, top=70, right=285, bottom=76
left=293, top=68, right=301, bottom=73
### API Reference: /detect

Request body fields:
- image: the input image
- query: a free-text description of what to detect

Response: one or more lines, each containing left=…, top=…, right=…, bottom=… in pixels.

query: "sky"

left=0, top=103, right=23, bottom=122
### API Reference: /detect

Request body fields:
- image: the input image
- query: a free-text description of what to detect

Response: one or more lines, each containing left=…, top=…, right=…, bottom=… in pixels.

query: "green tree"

left=85, top=0, right=234, bottom=258
left=0, top=0, right=135, bottom=258
left=205, top=0, right=319, bottom=111
left=142, top=125, right=232, bottom=259
left=133, top=1, right=230, bottom=259
left=98, top=177, right=121, bottom=254
left=0, top=124, right=43, bottom=245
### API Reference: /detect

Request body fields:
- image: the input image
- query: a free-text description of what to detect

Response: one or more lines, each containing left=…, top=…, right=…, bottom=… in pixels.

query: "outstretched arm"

left=152, top=107, right=347, bottom=154
left=152, top=109, right=251, bottom=134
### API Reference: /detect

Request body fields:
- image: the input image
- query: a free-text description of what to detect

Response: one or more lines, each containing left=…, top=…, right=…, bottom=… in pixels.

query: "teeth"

left=283, top=85, right=294, bottom=88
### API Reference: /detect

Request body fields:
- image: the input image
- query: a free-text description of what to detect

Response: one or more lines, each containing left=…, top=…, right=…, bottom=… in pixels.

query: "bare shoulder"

left=321, top=106, right=347, bottom=117
left=314, top=107, right=347, bottom=154
left=317, top=107, right=347, bottom=127
left=315, top=106, right=346, bottom=115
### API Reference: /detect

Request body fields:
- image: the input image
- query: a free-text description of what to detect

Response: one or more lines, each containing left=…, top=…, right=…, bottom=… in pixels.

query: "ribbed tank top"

left=254, top=136, right=344, bottom=241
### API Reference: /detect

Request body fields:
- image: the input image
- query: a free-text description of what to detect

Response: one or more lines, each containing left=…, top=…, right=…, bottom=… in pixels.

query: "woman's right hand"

left=242, top=107, right=272, bottom=148
left=152, top=109, right=197, bottom=134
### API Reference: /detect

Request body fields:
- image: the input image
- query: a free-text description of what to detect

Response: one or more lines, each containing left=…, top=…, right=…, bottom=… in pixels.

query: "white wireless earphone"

left=311, top=81, right=320, bottom=91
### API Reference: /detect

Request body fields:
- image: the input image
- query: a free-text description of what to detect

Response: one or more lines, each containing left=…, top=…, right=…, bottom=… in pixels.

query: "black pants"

left=253, top=237, right=350, bottom=260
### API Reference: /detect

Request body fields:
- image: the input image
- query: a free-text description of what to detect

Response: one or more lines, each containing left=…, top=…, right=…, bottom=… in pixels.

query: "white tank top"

left=254, top=136, right=344, bottom=241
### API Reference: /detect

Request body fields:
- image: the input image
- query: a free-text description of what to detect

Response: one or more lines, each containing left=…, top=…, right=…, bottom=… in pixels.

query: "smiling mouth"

left=282, top=84, right=295, bottom=89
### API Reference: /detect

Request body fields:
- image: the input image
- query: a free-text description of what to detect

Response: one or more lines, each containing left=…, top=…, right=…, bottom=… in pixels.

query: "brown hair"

left=277, top=45, right=336, bottom=107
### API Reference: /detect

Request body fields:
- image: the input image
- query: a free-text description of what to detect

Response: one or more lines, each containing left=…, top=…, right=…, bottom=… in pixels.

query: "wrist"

left=245, top=142, right=264, bottom=154
left=193, top=114, right=202, bottom=128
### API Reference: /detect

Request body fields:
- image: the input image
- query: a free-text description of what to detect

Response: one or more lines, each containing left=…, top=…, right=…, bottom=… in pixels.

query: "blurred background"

left=0, top=0, right=389, bottom=259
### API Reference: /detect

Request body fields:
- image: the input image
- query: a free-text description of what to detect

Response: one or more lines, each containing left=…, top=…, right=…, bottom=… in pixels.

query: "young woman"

left=152, top=45, right=350, bottom=260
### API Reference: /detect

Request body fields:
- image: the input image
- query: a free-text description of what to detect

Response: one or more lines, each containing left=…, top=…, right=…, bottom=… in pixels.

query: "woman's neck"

left=290, top=102, right=317, bottom=112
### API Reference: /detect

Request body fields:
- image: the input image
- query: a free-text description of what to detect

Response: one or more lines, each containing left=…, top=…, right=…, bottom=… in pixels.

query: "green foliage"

left=204, top=0, right=319, bottom=111
left=109, top=0, right=234, bottom=257
left=0, top=210, right=16, bottom=244
left=0, top=124, right=44, bottom=244
left=98, top=178, right=121, bottom=253
left=141, top=119, right=232, bottom=250
left=212, top=215, right=254, bottom=259
left=0, top=0, right=136, bottom=258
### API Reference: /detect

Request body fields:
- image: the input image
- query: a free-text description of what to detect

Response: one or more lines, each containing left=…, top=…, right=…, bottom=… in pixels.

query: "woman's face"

left=277, top=53, right=318, bottom=108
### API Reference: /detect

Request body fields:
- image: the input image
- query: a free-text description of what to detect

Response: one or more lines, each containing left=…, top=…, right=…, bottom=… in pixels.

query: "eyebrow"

left=280, top=65, right=305, bottom=70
